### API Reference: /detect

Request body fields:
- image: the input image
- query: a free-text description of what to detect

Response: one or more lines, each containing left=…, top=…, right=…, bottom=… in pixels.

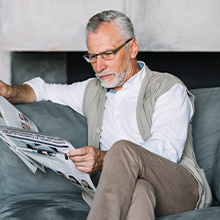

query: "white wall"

left=2, top=0, right=220, bottom=52
left=0, top=0, right=10, bottom=84
left=130, top=0, right=220, bottom=51
left=2, top=0, right=126, bottom=51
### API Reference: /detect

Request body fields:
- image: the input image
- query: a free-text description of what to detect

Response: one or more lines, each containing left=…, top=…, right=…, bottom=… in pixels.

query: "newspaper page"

left=0, top=96, right=42, bottom=172
left=0, top=96, right=38, bottom=131
left=0, top=126, right=96, bottom=195
left=0, top=135, right=45, bottom=173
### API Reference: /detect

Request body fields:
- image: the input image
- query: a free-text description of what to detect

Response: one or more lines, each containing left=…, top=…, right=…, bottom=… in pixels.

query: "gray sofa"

left=1, top=86, right=220, bottom=220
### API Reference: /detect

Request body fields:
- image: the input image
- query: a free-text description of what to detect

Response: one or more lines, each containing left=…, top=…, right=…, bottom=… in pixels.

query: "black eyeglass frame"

left=83, top=38, right=133, bottom=63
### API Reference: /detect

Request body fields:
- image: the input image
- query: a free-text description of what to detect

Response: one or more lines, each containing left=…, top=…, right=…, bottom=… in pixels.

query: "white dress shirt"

left=26, top=61, right=193, bottom=163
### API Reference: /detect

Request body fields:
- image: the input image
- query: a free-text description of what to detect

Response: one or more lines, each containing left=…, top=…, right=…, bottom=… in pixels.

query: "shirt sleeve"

left=140, top=83, right=193, bottom=163
left=24, top=77, right=93, bottom=116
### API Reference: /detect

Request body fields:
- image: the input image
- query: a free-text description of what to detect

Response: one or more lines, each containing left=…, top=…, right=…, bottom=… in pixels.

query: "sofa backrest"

left=191, top=87, right=220, bottom=191
left=0, top=101, right=88, bottom=199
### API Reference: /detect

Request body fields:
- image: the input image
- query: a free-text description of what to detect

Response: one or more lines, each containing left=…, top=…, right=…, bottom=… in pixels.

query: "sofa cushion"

left=213, top=141, right=220, bottom=202
left=0, top=193, right=90, bottom=220
left=15, top=101, right=88, bottom=146
left=190, top=87, right=220, bottom=189
left=155, top=207, right=220, bottom=220
left=0, top=194, right=219, bottom=220
left=0, top=101, right=88, bottom=198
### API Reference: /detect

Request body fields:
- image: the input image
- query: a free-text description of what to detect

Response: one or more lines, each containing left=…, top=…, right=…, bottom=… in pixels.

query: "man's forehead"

left=87, top=27, right=123, bottom=53
left=87, top=33, right=121, bottom=53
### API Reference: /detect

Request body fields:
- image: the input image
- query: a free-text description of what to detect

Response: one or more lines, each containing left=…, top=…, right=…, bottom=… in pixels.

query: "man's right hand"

left=0, top=80, right=36, bottom=103
left=67, top=146, right=108, bottom=174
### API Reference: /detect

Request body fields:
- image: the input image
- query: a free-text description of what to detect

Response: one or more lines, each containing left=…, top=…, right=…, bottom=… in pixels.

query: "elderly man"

left=0, top=10, right=211, bottom=220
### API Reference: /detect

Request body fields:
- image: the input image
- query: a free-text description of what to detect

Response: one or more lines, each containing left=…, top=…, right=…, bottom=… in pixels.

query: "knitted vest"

left=83, top=66, right=211, bottom=209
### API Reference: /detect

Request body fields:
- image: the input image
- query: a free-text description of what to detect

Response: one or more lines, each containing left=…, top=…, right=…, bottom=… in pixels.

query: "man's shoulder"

left=143, top=67, right=185, bottom=98
left=149, top=68, right=182, bottom=84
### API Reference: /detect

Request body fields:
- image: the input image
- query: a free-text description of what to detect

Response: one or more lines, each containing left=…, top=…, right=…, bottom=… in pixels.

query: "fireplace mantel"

left=2, top=0, right=220, bottom=52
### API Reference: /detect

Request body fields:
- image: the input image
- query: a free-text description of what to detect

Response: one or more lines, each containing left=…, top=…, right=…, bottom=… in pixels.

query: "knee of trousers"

left=103, top=140, right=138, bottom=167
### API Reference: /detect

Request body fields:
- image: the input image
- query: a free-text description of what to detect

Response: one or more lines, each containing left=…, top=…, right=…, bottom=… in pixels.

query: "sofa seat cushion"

left=0, top=193, right=90, bottom=220
left=1, top=194, right=219, bottom=220
left=156, top=207, right=220, bottom=220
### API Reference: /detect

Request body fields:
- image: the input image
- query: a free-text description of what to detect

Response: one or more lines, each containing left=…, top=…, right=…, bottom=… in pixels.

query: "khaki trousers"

left=87, top=140, right=199, bottom=220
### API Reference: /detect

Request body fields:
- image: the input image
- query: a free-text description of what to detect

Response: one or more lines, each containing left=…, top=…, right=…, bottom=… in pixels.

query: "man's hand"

left=0, top=80, right=13, bottom=100
left=0, top=80, right=36, bottom=103
left=67, top=146, right=107, bottom=174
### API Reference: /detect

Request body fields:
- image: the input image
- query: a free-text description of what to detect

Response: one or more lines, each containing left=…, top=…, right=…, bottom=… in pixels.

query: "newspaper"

left=0, top=96, right=95, bottom=195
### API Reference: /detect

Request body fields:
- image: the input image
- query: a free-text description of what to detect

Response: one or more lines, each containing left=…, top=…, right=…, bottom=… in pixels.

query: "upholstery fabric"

left=0, top=87, right=220, bottom=219
left=0, top=101, right=88, bottom=198
left=15, top=101, right=88, bottom=146
left=0, top=194, right=89, bottom=220
left=213, top=141, right=220, bottom=202
left=190, top=87, right=220, bottom=188
left=156, top=207, right=220, bottom=220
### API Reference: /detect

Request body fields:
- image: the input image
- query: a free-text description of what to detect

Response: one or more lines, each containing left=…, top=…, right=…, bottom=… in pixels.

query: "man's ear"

left=130, top=39, right=139, bottom=59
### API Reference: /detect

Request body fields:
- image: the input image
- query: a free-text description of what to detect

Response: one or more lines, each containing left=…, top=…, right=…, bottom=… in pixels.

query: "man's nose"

left=95, top=55, right=107, bottom=73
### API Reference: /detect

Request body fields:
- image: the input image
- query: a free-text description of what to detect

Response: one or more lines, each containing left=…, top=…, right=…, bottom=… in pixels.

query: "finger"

left=70, top=154, right=91, bottom=163
left=74, top=163, right=96, bottom=173
left=72, top=154, right=97, bottom=171
left=68, top=150, right=94, bottom=163
left=67, top=147, right=88, bottom=157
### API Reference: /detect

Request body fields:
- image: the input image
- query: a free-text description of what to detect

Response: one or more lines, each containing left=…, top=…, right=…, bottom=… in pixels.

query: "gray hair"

left=86, top=10, right=135, bottom=40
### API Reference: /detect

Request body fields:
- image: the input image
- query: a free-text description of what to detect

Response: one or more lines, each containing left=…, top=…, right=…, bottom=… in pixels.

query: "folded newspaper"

left=0, top=96, right=95, bottom=195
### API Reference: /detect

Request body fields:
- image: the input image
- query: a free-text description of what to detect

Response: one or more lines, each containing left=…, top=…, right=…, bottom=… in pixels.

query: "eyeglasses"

left=83, top=38, right=133, bottom=63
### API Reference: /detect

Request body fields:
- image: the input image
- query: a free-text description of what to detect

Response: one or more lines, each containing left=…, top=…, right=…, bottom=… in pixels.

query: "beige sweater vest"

left=82, top=66, right=212, bottom=209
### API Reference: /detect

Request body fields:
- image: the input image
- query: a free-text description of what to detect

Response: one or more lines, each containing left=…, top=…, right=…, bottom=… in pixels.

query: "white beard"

left=96, top=72, right=126, bottom=89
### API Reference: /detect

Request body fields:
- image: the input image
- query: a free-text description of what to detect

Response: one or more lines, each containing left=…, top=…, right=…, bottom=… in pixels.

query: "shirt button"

left=96, top=129, right=101, bottom=134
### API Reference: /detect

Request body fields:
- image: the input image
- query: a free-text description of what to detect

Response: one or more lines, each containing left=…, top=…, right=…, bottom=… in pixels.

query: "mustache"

left=95, top=72, right=116, bottom=78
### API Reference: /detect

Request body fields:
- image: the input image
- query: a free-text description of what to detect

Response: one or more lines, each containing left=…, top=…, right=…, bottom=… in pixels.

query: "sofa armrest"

left=213, top=141, right=220, bottom=203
